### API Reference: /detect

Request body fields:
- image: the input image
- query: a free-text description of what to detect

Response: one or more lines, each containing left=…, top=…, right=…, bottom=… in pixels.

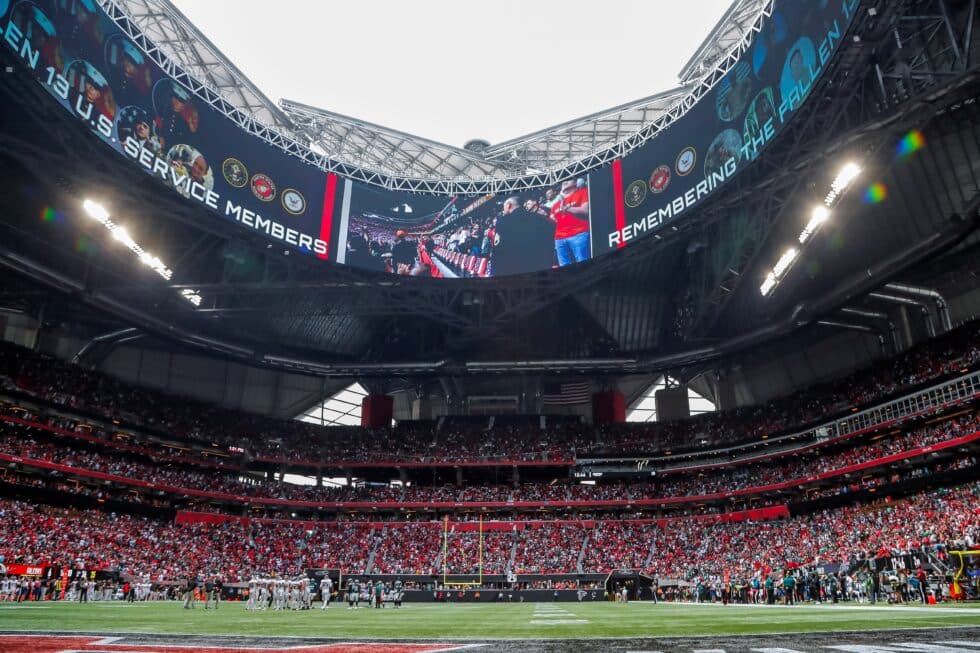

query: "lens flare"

left=74, top=235, right=96, bottom=254
left=40, top=206, right=61, bottom=223
left=897, top=129, right=925, bottom=158
left=864, top=183, right=888, bottom=204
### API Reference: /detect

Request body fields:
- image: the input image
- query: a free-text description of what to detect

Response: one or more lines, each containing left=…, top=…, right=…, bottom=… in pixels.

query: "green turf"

left=1, top=602, right=979, bottom=639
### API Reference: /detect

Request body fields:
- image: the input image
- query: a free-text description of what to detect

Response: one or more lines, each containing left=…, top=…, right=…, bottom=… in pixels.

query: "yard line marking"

left=825, top=645, right=980, bottom=653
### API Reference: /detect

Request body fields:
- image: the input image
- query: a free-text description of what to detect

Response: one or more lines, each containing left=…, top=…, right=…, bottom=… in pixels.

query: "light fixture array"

left=82, top=199, right=202, bottom=306
left=760, top=162, right=862, bottom=297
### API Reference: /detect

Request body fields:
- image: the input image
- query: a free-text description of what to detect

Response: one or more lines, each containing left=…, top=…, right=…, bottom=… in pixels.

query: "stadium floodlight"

left=833, top=162, right=862, bottom=189
left=799, top=206, right=831, bottom=244
left=766, top=162, right=864, bottom=298
left=760, top=272, right=777, bottom=296
left=79, top=200, right=187, bottom=295
left=83, top=199, right=110, bottom=224
left=772, top=248, right=798, bottom=277
left=110, top=225, right=136, bottom=249
left=180, top=289, right=203, bottom=306
left=825, top=162, right=862, bottom=205
left=138, top=251, right=173, bottom=281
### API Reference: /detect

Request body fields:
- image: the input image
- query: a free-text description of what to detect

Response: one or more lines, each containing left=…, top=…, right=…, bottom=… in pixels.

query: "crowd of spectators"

left=582, top=521, right=650, bottom=572
left=0, top=500, right=374, bottom=582
left=512, top=523, right=585, bottom=574
left=802, top=455, right=977, bottom=501
left=440, top=530, right=514, bottom=575
left=579, top=320, right=980, bottom=458
left=641, top=481, right=980, bottom=581
left=1, top=410, right=974, bottom=513
left=370, top=524, right=442, bottom=574
left=1, top=481, right=976, bottom=581
left=0, top=320, right=976, bottom=466
left=0, top=318, right=977, bottom=588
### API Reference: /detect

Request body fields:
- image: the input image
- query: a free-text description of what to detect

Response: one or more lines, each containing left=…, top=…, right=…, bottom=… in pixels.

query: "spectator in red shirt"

left=549, top=179, right=591, bottom=266
left=527, top=179, right=591, bottom=267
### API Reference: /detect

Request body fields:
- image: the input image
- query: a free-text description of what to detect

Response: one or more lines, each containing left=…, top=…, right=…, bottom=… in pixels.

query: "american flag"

left=542, top=380, right=592, bottom=405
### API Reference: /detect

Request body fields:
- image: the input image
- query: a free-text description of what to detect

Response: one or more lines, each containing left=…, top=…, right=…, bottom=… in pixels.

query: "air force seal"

left=281, top=189, right=307, bottom=215
left=250, top=173, right=276, bottom=202
left=649, top=165, right=671, bottom=194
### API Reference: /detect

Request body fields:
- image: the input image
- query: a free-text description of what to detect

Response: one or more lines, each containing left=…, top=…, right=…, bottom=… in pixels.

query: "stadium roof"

left=105, top=0, right=773, bottom=190
left=105, top=0, right=295, bottom=134
left=3, top=0, right=980, bottom=385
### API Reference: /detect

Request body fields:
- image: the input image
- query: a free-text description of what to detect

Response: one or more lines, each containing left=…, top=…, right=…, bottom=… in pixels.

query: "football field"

left=1, top=601, right=979, bottom=651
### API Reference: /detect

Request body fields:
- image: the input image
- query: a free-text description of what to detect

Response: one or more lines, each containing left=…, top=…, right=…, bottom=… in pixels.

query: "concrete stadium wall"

left=725, top=329, right=882, bottom=409
left=95, top=344, right=344, bottom=420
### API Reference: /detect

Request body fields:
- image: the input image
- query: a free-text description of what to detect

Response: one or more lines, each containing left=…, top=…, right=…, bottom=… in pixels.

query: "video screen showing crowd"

left=344, top=177, right=593, bottom=278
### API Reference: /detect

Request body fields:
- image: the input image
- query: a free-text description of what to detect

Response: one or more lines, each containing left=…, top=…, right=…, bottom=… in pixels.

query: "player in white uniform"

left=320, top=576, right=333, bottom=609
left=276, top=580, right=287, bottom=610
left=256, top=579, right=269, bottom=610
left=301, top=578, right=312, bottom=610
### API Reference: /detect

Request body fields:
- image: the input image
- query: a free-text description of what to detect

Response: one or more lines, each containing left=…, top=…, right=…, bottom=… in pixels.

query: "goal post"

left=949, top=549, right=980, bottom=600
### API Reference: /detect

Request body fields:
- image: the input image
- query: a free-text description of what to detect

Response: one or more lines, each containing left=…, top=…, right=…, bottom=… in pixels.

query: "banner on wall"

left=0, top=0, right=336, bottom=259
left=333, top=0, right=860, bottom=275
left=596, top=0, right=860, bottom=252
left=0, top=0, right=859, bottom=277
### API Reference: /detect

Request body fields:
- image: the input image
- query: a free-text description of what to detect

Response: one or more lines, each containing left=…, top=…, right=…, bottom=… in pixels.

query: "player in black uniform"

left=347, top=578, right=359, bottom=610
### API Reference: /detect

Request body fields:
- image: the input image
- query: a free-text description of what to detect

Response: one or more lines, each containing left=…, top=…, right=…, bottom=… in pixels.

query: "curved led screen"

left=1, top=0, right=859, bottom=278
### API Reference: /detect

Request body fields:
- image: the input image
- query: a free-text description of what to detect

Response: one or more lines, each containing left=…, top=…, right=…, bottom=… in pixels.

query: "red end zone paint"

left=318, top=173, right=339, bottom=260
left=0, top=635, right=468, bottom=653
left=611, top=160, right=626, bottom=249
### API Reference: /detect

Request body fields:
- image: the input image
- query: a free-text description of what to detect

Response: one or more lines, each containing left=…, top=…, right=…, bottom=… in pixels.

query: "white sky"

left=168, top=0, right=733, bottom=148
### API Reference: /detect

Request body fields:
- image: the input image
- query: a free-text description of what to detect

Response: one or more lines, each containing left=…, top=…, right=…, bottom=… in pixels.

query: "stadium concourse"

left=4, top=0, right=980, bottom=649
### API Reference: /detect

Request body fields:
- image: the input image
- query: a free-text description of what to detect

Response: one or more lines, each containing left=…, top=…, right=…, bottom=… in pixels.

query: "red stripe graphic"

left=0, top=635, right=466, bottom=653
left=611, top=159, right=626, bottom=249
left=318, top=173, right=338, bottom=260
